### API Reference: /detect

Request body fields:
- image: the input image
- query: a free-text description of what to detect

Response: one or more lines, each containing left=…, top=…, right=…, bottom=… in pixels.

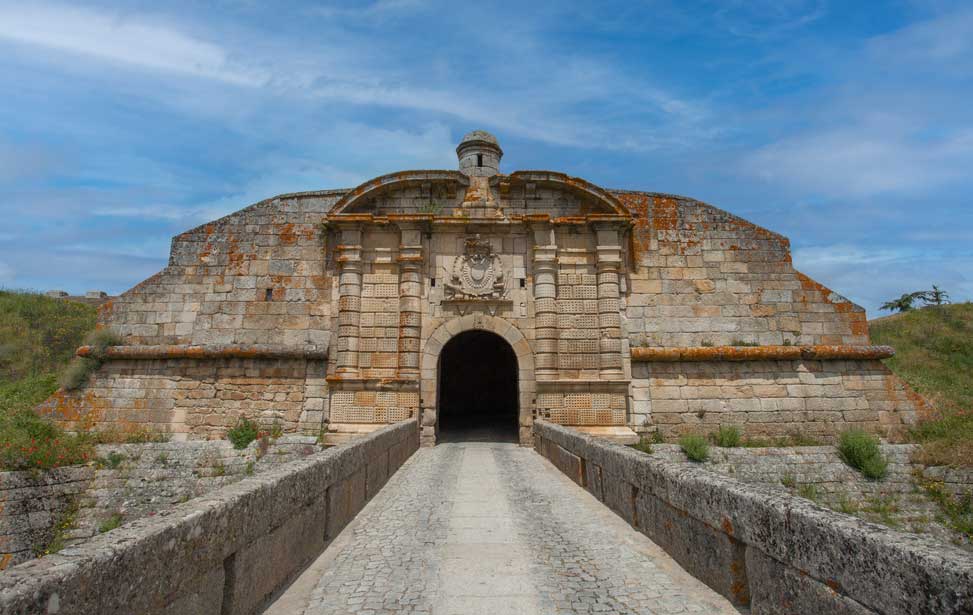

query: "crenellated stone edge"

left=630, top=344, right=894, bottom=362
left=76, top=344, right=329, bottom=361
left=533, top=420, right=973, bottom=615
left=0, top=419, right=418, bottom=615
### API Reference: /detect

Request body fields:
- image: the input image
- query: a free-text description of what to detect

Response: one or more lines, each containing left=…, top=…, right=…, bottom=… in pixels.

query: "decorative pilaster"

left=595, top=224, right=624, bottom=379
left=532, top=224, right=558, bottom=381
left=335, top=226, right=363, bottom=376
left=396, top=223, right=423, bottom=380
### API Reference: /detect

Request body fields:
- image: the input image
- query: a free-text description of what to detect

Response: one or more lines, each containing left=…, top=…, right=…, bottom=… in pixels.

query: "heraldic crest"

left=444, top=235, right=507, bottom=300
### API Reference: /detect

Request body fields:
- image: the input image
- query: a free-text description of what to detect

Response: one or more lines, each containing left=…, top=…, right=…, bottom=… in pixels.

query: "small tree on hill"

left=880, top=292, right=924, bottom=313
left=923, top=285, right=951, bottom=306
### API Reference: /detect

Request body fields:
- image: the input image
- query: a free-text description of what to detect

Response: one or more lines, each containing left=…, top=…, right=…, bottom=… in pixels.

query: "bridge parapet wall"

left=0, top=419, right=418, bottom=615
left=534, top=420, right=973, bottom=615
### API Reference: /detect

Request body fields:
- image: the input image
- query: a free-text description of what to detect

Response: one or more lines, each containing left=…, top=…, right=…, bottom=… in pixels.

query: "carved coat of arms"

left=444, top=236, right=507, bottom=300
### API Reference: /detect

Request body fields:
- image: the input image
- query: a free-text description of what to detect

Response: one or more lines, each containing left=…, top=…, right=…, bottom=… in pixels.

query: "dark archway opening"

left=437, top=330, right=518, bottom=442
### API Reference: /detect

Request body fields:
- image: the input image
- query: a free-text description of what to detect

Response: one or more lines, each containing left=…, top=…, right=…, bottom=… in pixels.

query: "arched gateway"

left=421, top=315, right=535, bottom=446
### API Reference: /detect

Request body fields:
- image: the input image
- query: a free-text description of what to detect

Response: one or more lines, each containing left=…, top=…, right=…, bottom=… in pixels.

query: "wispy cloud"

left=0, top=3, right=265, bottom=85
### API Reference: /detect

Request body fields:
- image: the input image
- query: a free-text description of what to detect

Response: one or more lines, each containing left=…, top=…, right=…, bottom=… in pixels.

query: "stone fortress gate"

left=45, top=131, right=925, bottom=446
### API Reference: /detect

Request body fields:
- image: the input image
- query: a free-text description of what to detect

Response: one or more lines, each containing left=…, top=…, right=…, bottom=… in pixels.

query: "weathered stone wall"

left=103, top=192, right=339, bottom=347
left=39, top=357, right=329, bottom=439
left=632, top=358, right=921, bottom=440
left=617, top=192, right=868, bottom=348
left=0, top=419, right=418, bottom=615
left=650, top=443, right=971, bottom=548
left=0, top=467, right=91, bottom=571
left=0, top=437, right=320, bottom=571
left=534, top=421, right=973, bottom=615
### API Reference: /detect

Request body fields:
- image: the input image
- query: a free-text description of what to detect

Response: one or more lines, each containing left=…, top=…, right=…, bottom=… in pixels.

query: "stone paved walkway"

left=265, top=442, right=741, bottom=615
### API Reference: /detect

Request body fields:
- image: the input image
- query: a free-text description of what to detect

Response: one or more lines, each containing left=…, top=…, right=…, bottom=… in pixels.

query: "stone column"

left=532, top=224, right=558, bottom=381
left=396, top=223, right=423, bottom=380
left=335, top=225, right=363, bottom=376
left=595, top=223, right=624, bottom=379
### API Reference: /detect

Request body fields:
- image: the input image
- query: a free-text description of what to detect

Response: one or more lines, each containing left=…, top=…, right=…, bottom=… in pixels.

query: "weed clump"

left=227, top=418, right=260, bottom=450
left=631, top=438, right=653, bottom=455
left=712, top=425, right=741, bottom=448
left=98, top=512, right=124, bottom=534
left=59, top=328, right=122, bottom=390
left=838, top=429, right=888, bottom=479
left=679, top=435, right=709, bottom=462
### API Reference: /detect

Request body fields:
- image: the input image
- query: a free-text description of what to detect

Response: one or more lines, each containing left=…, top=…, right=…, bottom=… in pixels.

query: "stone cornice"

left=76, top=344, right=328, bottom=361
left=630, top=345, right=895, bottom=362
left=328, top=170, right=470, bottom=215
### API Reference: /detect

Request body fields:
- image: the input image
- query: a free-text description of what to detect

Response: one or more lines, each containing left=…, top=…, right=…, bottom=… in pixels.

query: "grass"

left=36, top=501, right=79, bottom=556
left=0, top=291, right=101, bottom=471
left=914, top=473, right=973, bottom=540
left=712, top=425, right=741, bottom=447
left=838, top=429, right=888, bottom=479
left=630, top=438, right=653, bottom=455
left=98, top=512, right=124, bottom=534
left=227, top=418, right=260, bottom=449
left=871, top=303, right=973, bottom=467
left=59, top=328, right=122, bottom=390
left=679, top=434, right=709, bottom=462
left=0, top=290, right=97, bottom=381
left=860, top=495, right=901, bottom=528
left=797, top=483, right=820, bottom=502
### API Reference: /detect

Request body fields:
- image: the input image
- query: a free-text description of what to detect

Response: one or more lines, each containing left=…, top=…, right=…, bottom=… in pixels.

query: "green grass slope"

left=0, top=290, right=97, bottom=469
left=871, top=303, right=973, bottom=466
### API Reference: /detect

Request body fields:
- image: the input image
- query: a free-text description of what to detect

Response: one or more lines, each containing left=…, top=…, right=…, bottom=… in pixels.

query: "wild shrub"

left=679, top=434, right=709, bottom=462
left=838, top=429, right=888, bottom=479
left=59, top=328, right=122, bottom=390
left=712, top=425, right=741, bottom=448
left=227, top=418, right=260, bottom=450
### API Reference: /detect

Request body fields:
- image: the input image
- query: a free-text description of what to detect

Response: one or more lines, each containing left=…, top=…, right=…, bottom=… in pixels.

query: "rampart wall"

left=534, top=420, right=973, bottom=615
left=0, top=420, right=418, bottom=615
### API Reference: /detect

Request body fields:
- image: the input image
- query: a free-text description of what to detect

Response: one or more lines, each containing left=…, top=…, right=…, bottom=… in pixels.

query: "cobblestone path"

left=266, top=442, right=740, bottom=615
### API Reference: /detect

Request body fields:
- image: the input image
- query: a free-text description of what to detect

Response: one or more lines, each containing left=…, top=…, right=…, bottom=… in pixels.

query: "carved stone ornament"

left=444, top=235, right=507, bottom=300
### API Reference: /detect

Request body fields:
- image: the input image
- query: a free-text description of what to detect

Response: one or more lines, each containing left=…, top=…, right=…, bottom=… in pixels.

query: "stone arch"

left=420, top=314, right=534, bottom=446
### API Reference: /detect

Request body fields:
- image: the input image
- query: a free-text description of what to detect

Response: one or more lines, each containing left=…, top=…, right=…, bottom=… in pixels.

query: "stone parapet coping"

left=0, top=420, right=419, bottom=614
left=630, top=344, right=894, bottom=362
left=76, top=344, right=329, bottom=361
left=534, top=420, right=973, bottom=614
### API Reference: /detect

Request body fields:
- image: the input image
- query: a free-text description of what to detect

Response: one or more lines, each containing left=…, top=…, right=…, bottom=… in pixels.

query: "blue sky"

left=0, top=0, right=970, bottom=315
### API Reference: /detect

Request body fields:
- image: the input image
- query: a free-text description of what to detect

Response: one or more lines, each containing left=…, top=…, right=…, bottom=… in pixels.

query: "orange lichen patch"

left=630, top=345, right=895, bottom=362
left=78, top=345, right=327, bottom=360
left=0, top=553, right=12, bottom=571
left=279, top=223, right=298, bottom=245
left=652, top=196, right=679, bottom=232
left=39, top=390, right=105, bottom=425
left=271, top=287, right=286, bottom=301
left=302, top=225, right=316, bottom=241
left=97, top=299, right=114, bottom=320
left=849, top=314, right=869, bottom=337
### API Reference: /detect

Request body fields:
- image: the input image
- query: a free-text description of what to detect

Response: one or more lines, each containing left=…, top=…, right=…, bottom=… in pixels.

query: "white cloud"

left=792, top=244, right=973, bottom=315
left=743, top=127, right=973, bottom=196
left=0, top=3, right=265, bottom=85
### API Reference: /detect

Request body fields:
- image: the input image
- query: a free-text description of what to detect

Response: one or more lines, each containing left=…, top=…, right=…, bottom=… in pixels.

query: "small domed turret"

left=456, top=130, right=502, bottom=177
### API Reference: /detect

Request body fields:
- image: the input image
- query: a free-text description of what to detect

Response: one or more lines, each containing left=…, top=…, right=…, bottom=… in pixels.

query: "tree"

left=880, top=292, right=924, bottom=313
left=923, top=285, right=950, bottom=306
